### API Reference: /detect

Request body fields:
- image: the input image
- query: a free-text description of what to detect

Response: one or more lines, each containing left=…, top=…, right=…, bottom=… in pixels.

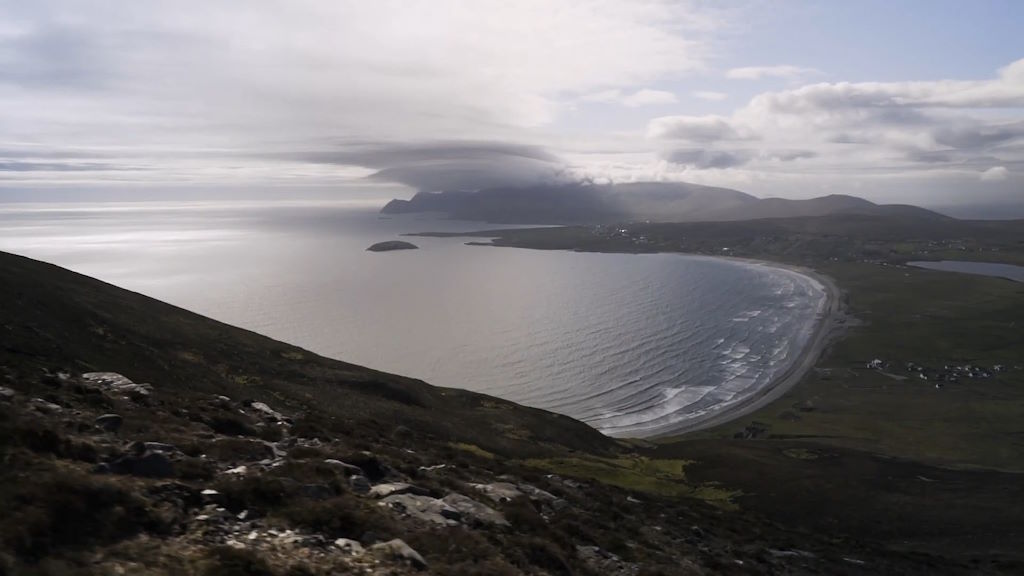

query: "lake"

left=0, top=200, right=825, bottom=437
left=908, top=260, right=1024, bottom=283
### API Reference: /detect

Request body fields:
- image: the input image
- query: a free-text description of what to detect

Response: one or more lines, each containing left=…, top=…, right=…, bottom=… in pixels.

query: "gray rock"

left=139, top=441, right=179, bottom=454
left=441, top=493, right=509, bottom=527
left=30, top=398, right=63, bottom=414
left=379, top=493, right=460, bottom=526
left=250, top=401, right=284, bottom=421
left=81, top=372, right=154, bottom=398
left=368, top=482, right=427, bottom=499
left=95, top=413, right=123, bottom=432
left=349, top=475, right=371, bottom=494
left=471, top=482, right=523, bottom=503
left=323, top=458, right=363, bottom=476
left=0, top=386, right=15, bottom=401
left=518, top=483, right=557, bottom=502
left=370, top=538, right=427, bottom=570
left=333, top=538, right=365, bottom=555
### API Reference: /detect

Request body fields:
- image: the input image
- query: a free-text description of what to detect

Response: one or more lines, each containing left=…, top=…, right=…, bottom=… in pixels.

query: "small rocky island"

left=366, top=240, right=418, bottom=252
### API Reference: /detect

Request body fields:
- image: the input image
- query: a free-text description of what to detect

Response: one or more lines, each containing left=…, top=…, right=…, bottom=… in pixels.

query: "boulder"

left=517, top=483, right=558, bottom=502
left=334, top=538, right=365, bottom=556
left=81, top=372, right=154, bottom=399
left=30, top=398, right=63, bottom=414
left=349, top=475, right=372, bottom=494
left=379, top=493, right=460, bottom=526
left=441, top=493, right=509, bottom=527
left=95, top=413, right=123, bottom=432
left=249, top=401, right=284, bottom=421
left=369, top=482, right=427, bottom=499
left=370, top=539, right=427, bottom=570
left=323, top=458, right=363, bottom=476
left=470, top=482, right=524, bottom=503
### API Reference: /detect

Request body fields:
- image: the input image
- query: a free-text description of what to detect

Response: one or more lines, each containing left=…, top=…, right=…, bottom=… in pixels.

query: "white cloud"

left=582, top=88, right=678, bottom=107
left=726, top=65, right=819, bottom=80
left=621, top=89, right=678, bottom=107
left=980, top=166, right=1009, bottom=181
left=692, top=90, right=728, bottom=101
left=0, top=0, right=715, bottom=187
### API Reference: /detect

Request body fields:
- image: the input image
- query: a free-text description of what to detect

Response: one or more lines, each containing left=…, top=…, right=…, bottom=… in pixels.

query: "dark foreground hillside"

left=0, top=250, right=1019, bottom=575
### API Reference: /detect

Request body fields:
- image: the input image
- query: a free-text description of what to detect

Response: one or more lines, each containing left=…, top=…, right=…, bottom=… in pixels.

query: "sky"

left=0, top=0, right=1022, bottom=208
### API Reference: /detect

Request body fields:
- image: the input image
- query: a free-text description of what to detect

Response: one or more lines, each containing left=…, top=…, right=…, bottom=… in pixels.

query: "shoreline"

left=454, top=236, right=850, bottom=439
left=646, top=257, right=846, bottom=439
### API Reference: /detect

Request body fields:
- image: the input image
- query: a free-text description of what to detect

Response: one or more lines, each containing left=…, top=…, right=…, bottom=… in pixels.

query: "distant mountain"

left=381, top=182, right=757, bottom=224
left=696, top=194, right=950, bottom=222
left=381, top=183, right=949, bottom=224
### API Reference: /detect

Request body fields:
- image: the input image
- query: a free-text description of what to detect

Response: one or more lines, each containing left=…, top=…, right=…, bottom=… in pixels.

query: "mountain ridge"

left=381, top=183, right=949, bottom=224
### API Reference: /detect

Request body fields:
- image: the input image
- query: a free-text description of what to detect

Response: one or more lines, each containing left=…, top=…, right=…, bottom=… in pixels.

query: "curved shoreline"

left=647, top=258, right=845, bottom=439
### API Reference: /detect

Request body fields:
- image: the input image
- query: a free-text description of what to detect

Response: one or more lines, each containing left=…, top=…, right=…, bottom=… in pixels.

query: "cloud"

left=278, top=141, right=571, bottom=191
left=646, top=115, right=754, bottom=142
left=582, top=88, right=678, bottom=107
left=641, top=57, right=1024, bottom=194
left=661, top=148, right=816, bottom=169
left=664, top=149, right=752, bottom=169
left=726, top=65, right=819, bottom=80
left=0, top=161, right=137, bottom=172
left=692, top=90, right=728, bottom=101
left=0, top=0, right=715, bottom=187
left=980, top=166, right=1009, bottom=181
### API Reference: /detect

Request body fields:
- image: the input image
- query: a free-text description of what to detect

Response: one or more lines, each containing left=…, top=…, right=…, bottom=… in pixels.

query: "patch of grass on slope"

left=523, top=455, right=739, bottom=506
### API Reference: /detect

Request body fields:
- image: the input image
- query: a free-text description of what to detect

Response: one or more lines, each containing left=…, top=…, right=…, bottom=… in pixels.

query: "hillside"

left=2, top=249, right=1022, bottom=575
left=381, top=183, right=948, bottom=224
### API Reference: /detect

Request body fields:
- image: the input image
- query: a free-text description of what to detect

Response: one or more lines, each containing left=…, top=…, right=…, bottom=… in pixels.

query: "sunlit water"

left=0, top=200, right=825, bottom=437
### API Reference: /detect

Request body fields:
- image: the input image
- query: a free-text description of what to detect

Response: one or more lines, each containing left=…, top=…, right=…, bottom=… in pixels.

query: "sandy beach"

left=652, top=260, right=846, bottom=438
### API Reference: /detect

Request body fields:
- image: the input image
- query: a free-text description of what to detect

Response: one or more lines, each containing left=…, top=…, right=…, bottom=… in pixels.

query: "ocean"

left=0, top=200, right=826, bottom=437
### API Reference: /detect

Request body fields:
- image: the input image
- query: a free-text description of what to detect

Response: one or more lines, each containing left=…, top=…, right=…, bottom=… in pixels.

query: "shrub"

left=0, top=470, right=167, bottom=559
left=277, top=495, right=395, bottom=541
left=202, top=546, right=275, bottom=576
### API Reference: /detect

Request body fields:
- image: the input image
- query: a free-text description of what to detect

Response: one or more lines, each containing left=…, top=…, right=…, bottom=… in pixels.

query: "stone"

left=30, top=398, right=63, bottom=414
left=370, top=539, right=427, bottom=570
left=223, top=465, right=248, bottom=475
left=333, top=538, right=365, bottom=555
left=0, top=386, right=15, bottom=401
left=323, top=459, right=363, bottom=476
left=249, top=401, right=284, bottom=421
left=379, top=494, right=460, bottom=526
left=349, top=475, right=372, bottom=494
left=470, top=482, right=524, bottom=503
left=81, top=372, right=154, bottom=399
left=517, top=483, right=557, bottom=502
left=95, top=413, right=124, bottom=432
left=139, top=442, right=179, bottom=454
left=441, top=493, right=509, bottom=527
left=368, top=482, right=427, bottom=499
